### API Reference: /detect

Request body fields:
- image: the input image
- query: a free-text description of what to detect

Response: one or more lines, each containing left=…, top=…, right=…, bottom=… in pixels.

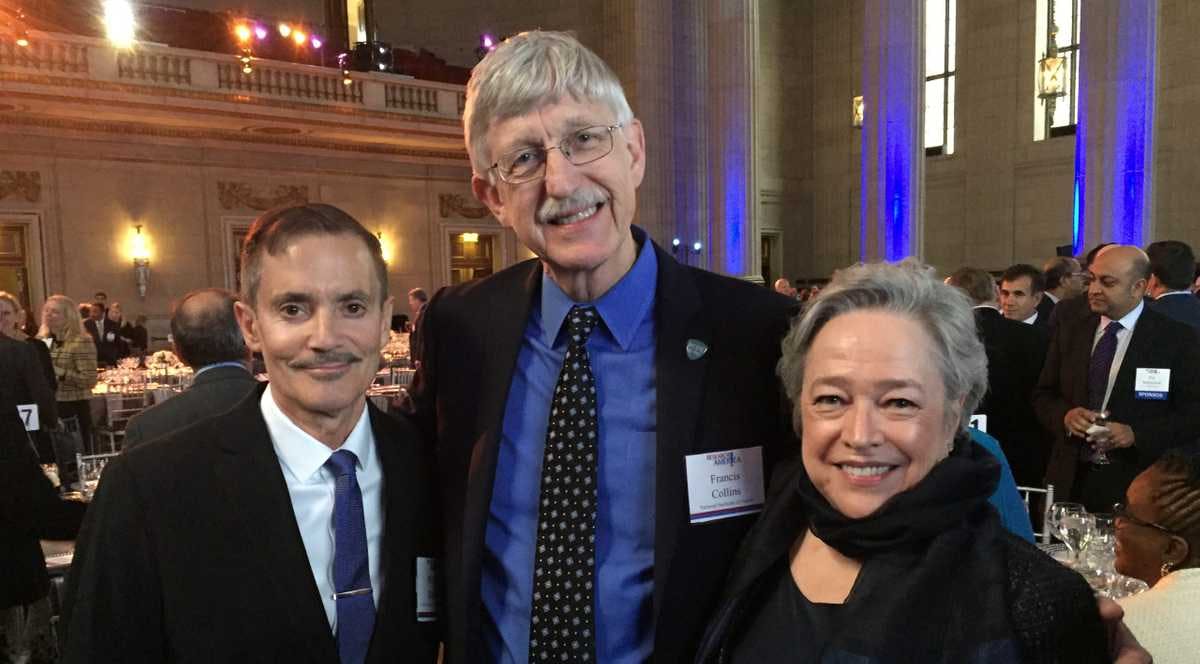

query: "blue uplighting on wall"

left=860, top=0, right=918, bottom=262
left=722, top=141, right=747, bottom=275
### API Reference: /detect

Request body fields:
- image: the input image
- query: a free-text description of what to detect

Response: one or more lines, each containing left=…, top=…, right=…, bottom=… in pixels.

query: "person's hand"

left=1065, top=407, right=1098, bottom=437
left=1098, top=597, right=1152, bottom=663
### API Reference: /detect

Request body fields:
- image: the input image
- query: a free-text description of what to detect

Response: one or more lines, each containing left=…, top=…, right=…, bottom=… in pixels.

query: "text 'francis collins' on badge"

left=684, top=446, right=765, bottom=524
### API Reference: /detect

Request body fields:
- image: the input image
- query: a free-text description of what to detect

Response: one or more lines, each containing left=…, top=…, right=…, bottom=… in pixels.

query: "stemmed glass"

left=1051, top=502, right=1093, bottom=565
left=1088, top=410, right=1112, bottom=465
left=1086, top=513, right=1116, bottom=572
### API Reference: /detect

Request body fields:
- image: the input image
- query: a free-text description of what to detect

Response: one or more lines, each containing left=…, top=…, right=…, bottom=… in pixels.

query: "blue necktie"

left=1087, top=321, right=1123, bottom=411
left=325, top=449, right=376, bottom=664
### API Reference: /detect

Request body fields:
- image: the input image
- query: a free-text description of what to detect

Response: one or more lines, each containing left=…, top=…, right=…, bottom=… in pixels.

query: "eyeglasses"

left=488, top=124, right=623, bottom=185
left=1113, top=502, right=1180, bottom=537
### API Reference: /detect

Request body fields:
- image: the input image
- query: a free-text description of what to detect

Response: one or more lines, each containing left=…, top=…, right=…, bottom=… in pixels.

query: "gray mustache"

left=537, top=188, right=607, bottom=223
left=288, top=351, right=362, bottom=369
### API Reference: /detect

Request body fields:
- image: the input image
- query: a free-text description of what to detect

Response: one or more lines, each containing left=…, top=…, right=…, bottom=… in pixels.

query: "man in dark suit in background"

left=1040, top=256, right=1085, bottom=322
left=1145, top=240, right=1200, bottom=331
left=63, top=204, right=440, bottom=663
left=1033, top=245, right=1200, bottom=512
left=948, top=267, right=1051, bottom=486
left=409, top=31, right=795, bottom=664
left=122, top=288, right=259, bottom=450
left=1000, top=263, right=1049, bottom=332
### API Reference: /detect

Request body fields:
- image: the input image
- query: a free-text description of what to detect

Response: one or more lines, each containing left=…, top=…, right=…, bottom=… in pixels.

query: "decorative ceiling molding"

left=0, top=113, right=468, bottom=161
left=217, top=181, right=308, bottom=211
left=439, top=193, right=490, bottom=219
left=0, top=171, right=41, bottom=203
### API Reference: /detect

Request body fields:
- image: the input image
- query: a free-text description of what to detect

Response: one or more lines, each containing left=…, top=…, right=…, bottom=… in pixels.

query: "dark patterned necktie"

left=529, top=305, right=600, bottom=663
left=1087, top=321, right=1123, bottom=411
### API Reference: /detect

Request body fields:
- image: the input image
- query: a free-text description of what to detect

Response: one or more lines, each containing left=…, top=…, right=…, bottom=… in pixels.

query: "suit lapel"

left=460, top=262, right=541, bottom=638
left=650, top=245, right=711, bottom=619
left=1070, top=314, right=1101, bottom=406
left=368, top=403, right=414, bottom=660
left=214, top=386, right=338, bottom=660
left=1109, top=309, right=1158, bottom=414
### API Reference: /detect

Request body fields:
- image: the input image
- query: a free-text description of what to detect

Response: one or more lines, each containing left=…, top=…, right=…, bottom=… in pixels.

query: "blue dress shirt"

left=482, top=235, right=659, bottom=664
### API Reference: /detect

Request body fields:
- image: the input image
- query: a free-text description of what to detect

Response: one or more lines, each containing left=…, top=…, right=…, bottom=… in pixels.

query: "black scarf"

left=794, top=433, right=1000, bottom=560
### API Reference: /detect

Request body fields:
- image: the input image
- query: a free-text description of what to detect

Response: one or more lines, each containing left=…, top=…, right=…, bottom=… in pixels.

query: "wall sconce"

left=377, top=231, right=393, bottom=263
left=852, top=95, right=865, bottom=128
left=130, top=225, right=151, bottom=298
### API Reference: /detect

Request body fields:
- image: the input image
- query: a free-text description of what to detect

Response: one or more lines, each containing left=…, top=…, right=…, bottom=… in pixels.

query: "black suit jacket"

left=972, top=307, right=1051, bottom=485
left=1036, top=294, right=1056, bottom=329
left=1149, top=292, right=1200, bottom=330
left=409, top=237, right=797, bottom=664
left=1, top=335, right=83, bottom=609
left=1032, top=306, right=1200, bottom=503
left=123, top=364, right=261, bottom=450
left=62, top=384, right=441, bottom=663
left=84, top=318, right=127, bottom=366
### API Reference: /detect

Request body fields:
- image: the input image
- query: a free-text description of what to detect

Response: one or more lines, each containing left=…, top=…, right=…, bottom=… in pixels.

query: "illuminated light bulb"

left=378, top=63, right=386, bottom=70
left=234, top=24, right=252, bottom=43
left=482, top=34, right=494, bottom=48
left=278, top=23, right=292, bottom=38
left=310, top=36, right=322, bottom=48
left=254, top=25, right=267, bottom=40
left=342, top=69, right=352, bottom=86
left=15, top=35, right=30, bottom=48
left=292, top=30, right=307, bottom=45
left=692, top=241, right=703, bottom=252
left=103, top=0, right=137, bottom=49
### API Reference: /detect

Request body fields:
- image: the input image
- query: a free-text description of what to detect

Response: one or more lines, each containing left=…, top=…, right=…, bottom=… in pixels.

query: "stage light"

left=292, top=29, right=307, bottom=46
left=103, top=0, right=137, bottom=49
left=310, top=36, right=322, bottom=49
left=239, top=51, right=253, bottom=75
left=234, top=24, right=252, bottom=43
left=482, top=34, right=494, bottom=49
left=671, top=237, right=681, bottom=248
left=254, top=25, right=267, bottom=40
left=342, top=70, right=353, bottom=86
left=692, top=241, right=703, bottom=253
left=278, top=23, right=292, bottom=38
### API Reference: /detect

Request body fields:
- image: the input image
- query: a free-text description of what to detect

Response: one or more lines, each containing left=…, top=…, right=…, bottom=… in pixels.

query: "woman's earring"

left=1161, top=560, right=1175, bottom=579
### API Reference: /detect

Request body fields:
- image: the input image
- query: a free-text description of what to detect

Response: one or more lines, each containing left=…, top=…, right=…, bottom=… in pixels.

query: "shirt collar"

left=1100, top=299, right=1145, bottom=333
left=260, top=384, right=374, bottom=482
left=193, top=361, right=249, bottom=379
left=1046, top=292, right=1060, bottom=303
left=1023, top=311, right=1039, bottom=325
left=1156, top=290, right=1194, bottom=299
left=538, top=226, right=658, bottom=351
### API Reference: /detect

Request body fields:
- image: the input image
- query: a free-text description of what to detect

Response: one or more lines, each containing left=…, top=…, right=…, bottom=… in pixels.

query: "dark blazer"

left=408, top=237, right=797, bottom=664
left=1149, top=292, right=1200, bottom=330
left=1032, top=306, right=1200, bottom=504
left=84, top=318, right=127, bottom=366
left=972, top=307, right=1051, bottom=486
left=1, top=335, right=83, bottom=609
left=1036, top=293, right=1056, bottom=329
left=122, top=364, right=261, bottom=450
left=61, top=384, right=441, bottom=663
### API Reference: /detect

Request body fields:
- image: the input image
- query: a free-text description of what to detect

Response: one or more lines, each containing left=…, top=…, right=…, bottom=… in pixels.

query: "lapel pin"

left=685, top=338, right=708, bottom=360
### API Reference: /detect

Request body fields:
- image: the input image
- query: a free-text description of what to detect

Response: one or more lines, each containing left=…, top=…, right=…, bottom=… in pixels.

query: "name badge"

left=16, top=404, right=39, bottom=432
left=684, top=446, right=765, bottom=524
left=415, top=556, right=438, bottom=622
left=1134, top=368, right=1170, bottom=400
left=968, top=414, right=988, bottom=433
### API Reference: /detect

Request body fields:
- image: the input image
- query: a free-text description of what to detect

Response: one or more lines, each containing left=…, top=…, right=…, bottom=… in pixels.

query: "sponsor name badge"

left=684, top=446, right=765, bottom=524
left=1134, top=368, right=1170, bottom=400
left=16, top=404, right=39, bottom=431
left=415, top=557, right=438, bottom=622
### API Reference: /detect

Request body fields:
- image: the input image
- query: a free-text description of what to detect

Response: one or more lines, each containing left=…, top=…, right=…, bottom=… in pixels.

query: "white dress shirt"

left=1046, top=292, right=1061, bottom=304
left=260, top=385, right=385, bottom=631
left=1022, top=311, right=1039, bottom=325
left=1090, top=300, right=1145, bottom=411
left=1155, top=290, right=1194, bottom=299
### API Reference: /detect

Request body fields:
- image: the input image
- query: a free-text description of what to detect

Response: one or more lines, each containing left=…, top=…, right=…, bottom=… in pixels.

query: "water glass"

left=1051, top=502, right=1092, bottom=565
left=1085, top=513, right=1116, bottom=572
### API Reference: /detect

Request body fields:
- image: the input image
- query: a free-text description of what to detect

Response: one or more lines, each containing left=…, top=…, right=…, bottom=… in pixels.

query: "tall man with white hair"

left=408, top=30, right=796, bottom=664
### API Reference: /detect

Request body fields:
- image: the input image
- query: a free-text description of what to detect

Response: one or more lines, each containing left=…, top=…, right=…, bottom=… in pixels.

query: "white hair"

left=463, top=30, right=634, bottom=176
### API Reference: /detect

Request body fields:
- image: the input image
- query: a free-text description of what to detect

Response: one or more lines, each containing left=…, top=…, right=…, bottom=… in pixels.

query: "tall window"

left=925, top=0, right=956, bottom=156
left=1034, top=0, right=1081, bottom=140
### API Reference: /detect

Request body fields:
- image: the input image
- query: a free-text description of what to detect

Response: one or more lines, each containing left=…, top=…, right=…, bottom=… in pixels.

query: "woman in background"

left=39, top=295, right=98, bottom=456
left=1115, top=449, right=1200, bottom=664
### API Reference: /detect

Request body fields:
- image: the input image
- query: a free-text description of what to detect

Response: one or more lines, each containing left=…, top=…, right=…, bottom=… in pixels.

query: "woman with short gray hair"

left=697, top=260, right=1108, bottom=663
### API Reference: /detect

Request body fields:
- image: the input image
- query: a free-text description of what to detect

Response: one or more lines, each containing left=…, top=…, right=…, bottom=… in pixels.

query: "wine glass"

left=1088, top=410, right=1112, bottom=465
left=1051, top=502, right=1091, bottom=565
left=1086, top=513, right=1116, bottom=572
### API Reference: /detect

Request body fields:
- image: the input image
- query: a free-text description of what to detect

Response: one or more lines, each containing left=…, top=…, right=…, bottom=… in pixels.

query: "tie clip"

left=332, top=587, right=372, bottom=600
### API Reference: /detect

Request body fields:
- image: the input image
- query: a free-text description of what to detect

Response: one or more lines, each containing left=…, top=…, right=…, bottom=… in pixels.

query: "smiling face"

left=471, top=97, right=646, bottom=299
left=235, top=233, right=392, bottom=425
left=800, top=310, right=959, bottom=519
left=999, top=275, right=1041, bottom=321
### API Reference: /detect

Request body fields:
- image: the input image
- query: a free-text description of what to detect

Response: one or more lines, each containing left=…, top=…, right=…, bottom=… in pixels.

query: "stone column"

left=1075, top=0, right=1158, bottom=250
left=860, top=0, right=924, bottom=261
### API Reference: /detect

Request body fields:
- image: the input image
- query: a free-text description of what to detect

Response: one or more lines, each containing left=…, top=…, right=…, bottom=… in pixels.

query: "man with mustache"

left=407, top=31, right=796, bottom=663
left=62, top=204, right=440, bottom=663
left=1034, top=244, right=1200, bottom=513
